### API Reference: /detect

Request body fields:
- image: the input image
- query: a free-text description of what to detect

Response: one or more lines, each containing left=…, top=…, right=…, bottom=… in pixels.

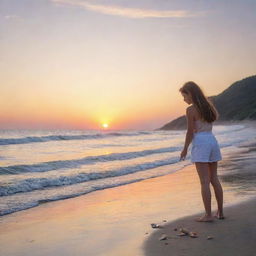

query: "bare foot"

left=214, top=210, right=225, bottom=219
left=195, top=215, right=214, bottom=222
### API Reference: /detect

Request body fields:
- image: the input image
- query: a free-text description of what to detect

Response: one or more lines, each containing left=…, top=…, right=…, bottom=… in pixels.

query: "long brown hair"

left=179, top=81, right=219, bottom=122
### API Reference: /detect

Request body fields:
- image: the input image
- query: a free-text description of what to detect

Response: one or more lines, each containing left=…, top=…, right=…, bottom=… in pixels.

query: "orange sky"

left=1, top=0, right=255, bottom=130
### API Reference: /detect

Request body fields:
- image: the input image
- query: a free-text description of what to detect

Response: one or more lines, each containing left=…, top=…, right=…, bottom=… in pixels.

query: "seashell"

left=179, top=228, right=189, bottom=234
left=151, top=223, right=160, bottom=228
left=207, top=236, right=214, bottom=240
left=189, top=232, right=198, bottom=238
left=159, top=234, right=167, bottom=240
left=177, top=232, right=187, bottom=236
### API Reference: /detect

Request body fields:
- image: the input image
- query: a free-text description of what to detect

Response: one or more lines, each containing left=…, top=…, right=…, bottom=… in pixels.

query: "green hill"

left=158, top=75, right=256, bottom=130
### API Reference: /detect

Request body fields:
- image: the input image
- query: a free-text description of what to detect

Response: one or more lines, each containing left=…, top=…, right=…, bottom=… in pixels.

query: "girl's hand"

left=180, top=148, right=187, bottom=161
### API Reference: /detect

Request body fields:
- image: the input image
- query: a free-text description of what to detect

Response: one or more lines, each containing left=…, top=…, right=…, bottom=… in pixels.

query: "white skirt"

left=191, top=131, right=222, bottom=163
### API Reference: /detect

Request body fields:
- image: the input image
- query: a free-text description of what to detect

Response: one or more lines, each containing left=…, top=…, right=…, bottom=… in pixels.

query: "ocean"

left=0, top=123, right=255, bottom=216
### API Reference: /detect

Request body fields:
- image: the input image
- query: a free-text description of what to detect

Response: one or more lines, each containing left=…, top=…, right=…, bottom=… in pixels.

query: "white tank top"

left=194, top=119, right=212, bottom=133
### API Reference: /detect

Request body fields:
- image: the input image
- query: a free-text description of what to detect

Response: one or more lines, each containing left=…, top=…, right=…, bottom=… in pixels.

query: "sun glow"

left=102, top=123, right=109, bottom=129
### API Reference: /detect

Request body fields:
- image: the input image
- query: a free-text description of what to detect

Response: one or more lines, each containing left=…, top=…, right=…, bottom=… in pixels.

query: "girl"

left=179, top=81, right=225, bottom=222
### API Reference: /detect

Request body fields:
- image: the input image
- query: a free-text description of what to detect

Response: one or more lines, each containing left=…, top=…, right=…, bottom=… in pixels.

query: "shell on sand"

left=179, top=228, right=189, bottom=234
left=159, top=234, right=167, bottom=240
left=189, top=232, right=198, bottom=238
left=151, top=223, right=161, bottom=228
left=207, top=236, right=214, bottom=240
left=177, top=232, right=187, bottom=236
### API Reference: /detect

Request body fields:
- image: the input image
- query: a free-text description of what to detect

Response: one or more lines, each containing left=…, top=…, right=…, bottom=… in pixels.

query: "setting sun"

left=102, top=123, right=109, bottom=129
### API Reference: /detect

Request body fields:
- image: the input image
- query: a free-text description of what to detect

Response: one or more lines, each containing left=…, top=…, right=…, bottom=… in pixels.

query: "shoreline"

left=143, top=196, right=256, bottom=256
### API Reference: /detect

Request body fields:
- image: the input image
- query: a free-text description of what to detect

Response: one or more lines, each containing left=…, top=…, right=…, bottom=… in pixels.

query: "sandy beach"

left=1, top=139, right=256, bottom=256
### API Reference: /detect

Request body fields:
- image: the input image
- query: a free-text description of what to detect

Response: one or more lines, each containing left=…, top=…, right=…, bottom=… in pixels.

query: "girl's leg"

left=209, top=162, right=225, bottom=219
left=195, top=162, right=214, bottom=222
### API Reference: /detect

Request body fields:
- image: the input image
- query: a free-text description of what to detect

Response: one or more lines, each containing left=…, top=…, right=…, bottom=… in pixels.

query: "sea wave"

left=0, top=156, right=179, bottom=196
left=0, top=146, right=180, bottom=175
left=0, top=131, right=152, bottom=145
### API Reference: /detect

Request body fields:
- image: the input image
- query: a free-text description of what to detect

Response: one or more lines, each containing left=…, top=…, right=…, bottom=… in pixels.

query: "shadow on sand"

left=143, top=197, right=256, bottom=256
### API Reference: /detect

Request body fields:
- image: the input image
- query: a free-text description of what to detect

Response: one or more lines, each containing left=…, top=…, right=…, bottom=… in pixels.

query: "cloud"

left=52, top=0, right=200, bottom=19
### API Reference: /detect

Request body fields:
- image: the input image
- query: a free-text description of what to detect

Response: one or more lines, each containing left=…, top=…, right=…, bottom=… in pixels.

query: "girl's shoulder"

left=186, top=105, right=195, bottom=111
left=186, top=105, right=200, bottom=119
left=186, top=105, right=197, bottom=114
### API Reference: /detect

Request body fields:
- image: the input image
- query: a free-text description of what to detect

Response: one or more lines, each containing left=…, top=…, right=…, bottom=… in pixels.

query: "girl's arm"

left=180, top=107, right=194, bottom=160
left=183, top=107, right=195, bottom=150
